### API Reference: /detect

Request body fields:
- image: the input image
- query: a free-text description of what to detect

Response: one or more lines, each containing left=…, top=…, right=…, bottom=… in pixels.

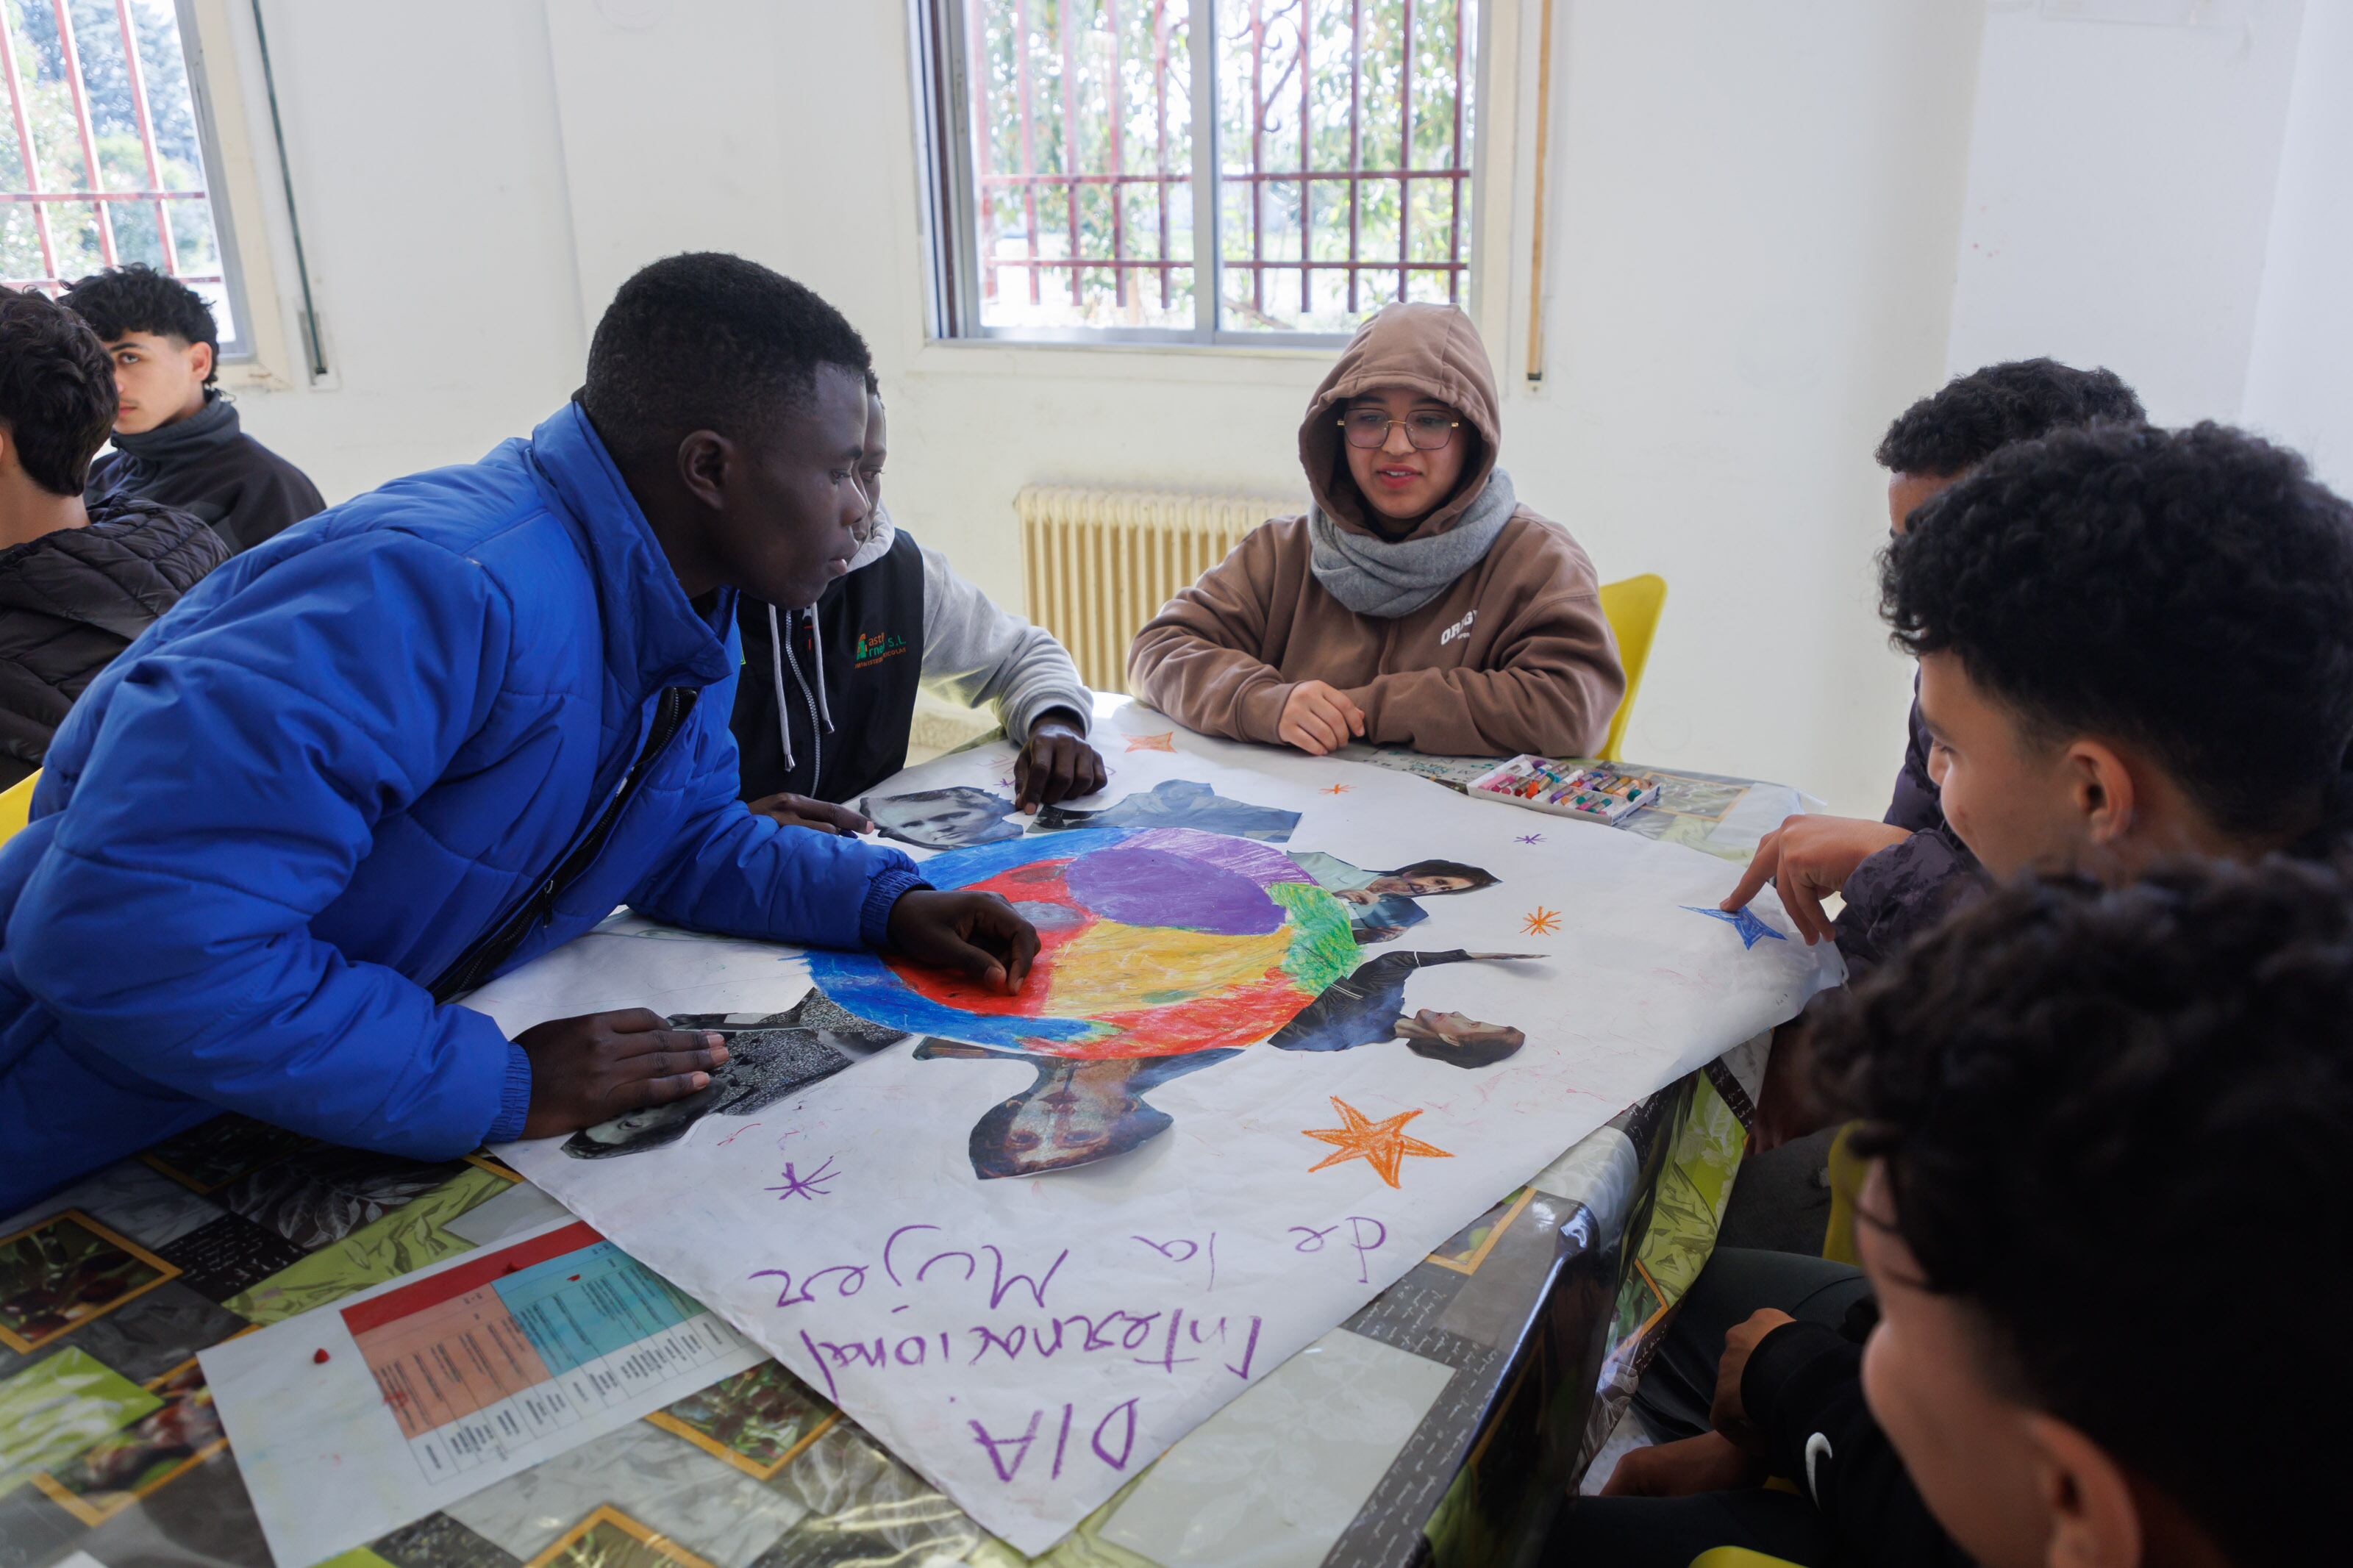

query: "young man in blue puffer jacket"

left=0, top=254, right=1038, bottom=1211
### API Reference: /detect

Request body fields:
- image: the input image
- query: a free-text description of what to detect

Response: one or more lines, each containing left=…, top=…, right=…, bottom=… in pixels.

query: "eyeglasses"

left=1339, top=408, right=1461, bottom=451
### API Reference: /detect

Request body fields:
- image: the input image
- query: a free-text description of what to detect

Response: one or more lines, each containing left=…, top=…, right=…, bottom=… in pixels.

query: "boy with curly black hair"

left=1799, top=856, right=2349, bottom=1567
left=59, top=263, right=323, bottom=553
left=1724, top=359, right=2146, bottom=969
left=1554, top=423, right=2353, bottom=1564
left=1885, top=420, right=2353, bottom=881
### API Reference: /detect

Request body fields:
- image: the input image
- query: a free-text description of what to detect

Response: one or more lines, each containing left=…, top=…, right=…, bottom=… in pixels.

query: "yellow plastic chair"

left=0, top=770, right=35, bottom=845
left=1690, top=1551, right=1807, bottom=1568
left=1821, top=1121, right=1868, bottom=1265
left=1596, top=573, right=1667, bottom=762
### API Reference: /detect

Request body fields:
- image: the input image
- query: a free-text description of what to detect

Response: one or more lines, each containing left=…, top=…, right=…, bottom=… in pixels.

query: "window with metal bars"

left=0, top=0, right=249, bottom=355
left=918, top=0, right=1480, bottom=345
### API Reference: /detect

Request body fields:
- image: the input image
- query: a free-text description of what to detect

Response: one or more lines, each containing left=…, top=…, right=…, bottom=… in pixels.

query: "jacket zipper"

left=429, top=685, right=698, bottom=1003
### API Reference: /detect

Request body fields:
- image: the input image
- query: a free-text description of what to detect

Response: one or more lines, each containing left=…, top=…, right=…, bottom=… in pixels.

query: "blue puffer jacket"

left=0, top=404, right=923, bottom=1210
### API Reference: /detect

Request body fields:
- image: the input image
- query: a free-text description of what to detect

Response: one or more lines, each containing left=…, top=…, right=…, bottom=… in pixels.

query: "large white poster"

left=477, top=715, right=1840, bottom=1553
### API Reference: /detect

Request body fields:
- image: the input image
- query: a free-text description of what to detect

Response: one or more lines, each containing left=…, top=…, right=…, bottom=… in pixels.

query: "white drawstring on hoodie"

left=767, top=602, right=835, bottom=782
left=809, top=607, right=832, bottom=730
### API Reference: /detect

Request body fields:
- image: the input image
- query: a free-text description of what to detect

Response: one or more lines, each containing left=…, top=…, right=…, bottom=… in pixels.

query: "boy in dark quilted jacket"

left=0, top=288, right=224, bottom=787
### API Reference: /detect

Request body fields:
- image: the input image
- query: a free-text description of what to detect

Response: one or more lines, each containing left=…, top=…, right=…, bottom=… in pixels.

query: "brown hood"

left=1298, top=301, right=1503, bottom=543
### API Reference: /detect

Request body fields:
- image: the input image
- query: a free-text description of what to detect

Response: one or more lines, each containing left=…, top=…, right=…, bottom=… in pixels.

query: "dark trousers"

left=1544, top=1249, right=1873, bottom=1567
left=1545, top=1487, right=1829, bottom=1568
left=1632, top=1247, right=1873, bottom=1443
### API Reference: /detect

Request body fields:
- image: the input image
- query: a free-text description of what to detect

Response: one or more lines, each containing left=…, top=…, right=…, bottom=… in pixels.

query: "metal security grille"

left=924, top=0, right=1478, bottom=343
left=0, top=0, right=240, bottom=343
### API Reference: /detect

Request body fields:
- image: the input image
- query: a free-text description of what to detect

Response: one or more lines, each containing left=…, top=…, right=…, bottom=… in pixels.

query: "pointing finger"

left=1721, top=833, right=1781, bottom=912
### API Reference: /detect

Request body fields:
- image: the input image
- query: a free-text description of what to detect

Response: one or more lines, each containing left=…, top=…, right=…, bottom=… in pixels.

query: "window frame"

left=178, top=0, right=321, bottom=388
left=0, top=0, right=305, bottom=383
left=912, top=0, right=1490, bottom=351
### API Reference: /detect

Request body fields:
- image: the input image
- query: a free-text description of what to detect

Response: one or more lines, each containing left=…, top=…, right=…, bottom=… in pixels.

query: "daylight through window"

left=0, top=0, right=244, bottom=349
left=928, top=0, right=1478, bottom=343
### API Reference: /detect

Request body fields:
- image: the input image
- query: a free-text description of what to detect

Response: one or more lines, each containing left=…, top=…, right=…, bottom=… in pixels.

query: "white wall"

left=1945, top=0, right=2304, bottom=425
left=222, top=0, right=2339, bottom=817
left=1497, top=0, right=1982, bottom=810
left=2241, top=0, right=2353, bottom=494
left=227, top=1, right=586, bottom=501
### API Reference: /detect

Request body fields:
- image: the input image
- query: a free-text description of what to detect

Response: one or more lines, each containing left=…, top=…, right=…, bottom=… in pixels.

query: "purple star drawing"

left=1515, top=833, right=1546, bottom=845
left=765, top=1156, right=839, bottom=1201
left=1682, top=904, right=1787, bottom=950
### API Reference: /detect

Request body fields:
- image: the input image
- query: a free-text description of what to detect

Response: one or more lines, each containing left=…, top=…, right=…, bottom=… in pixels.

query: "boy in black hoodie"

left=60, top=264, right=324, bottom=554
left=0, top=289, right=225, bottom=787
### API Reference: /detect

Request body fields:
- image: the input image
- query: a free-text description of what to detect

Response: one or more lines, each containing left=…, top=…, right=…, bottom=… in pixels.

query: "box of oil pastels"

left=1465, top=755, right=1662, bottom=824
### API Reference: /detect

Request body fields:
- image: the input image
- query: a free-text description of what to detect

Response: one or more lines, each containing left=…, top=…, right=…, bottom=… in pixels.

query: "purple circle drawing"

left=1062, top=845, right=1286, bottom=935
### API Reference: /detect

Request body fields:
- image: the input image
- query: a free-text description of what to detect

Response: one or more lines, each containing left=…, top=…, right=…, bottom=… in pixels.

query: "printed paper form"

left=204, top=1217, right=763, bottom=1567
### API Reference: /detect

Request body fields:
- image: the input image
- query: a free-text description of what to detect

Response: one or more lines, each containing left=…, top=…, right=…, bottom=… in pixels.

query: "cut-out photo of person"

left=1029, top=778, right=1301, bottom=842
left=863, top=785, right=1023, bottom=851
left=913, top=1040, right=1241, bottom=1179
left=1288, top=851, right=1499, bottom=944
left=1269, top=948, right=1538, bottom=1067
left=563, top=992, right=908, bottom=1159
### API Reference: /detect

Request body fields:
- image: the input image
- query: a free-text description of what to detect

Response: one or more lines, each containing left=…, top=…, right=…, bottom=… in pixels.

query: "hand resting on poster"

left=1013, top=709, right=1109, bottom=810
left=1279, top=679, right=1366, bottom=756
left=513, top=892, right=1035, bottom=1139
left=748, top=790, right=874, bottom=835
left=515, top=1009, right=732, bottom=1139
left=887, top=887, right=1041, bottom=995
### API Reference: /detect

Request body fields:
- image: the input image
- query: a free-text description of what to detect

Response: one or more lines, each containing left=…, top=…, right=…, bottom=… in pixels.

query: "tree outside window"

left=924, top=0, right=1479, bottom=345
left=1, top=0, right=244, bottom=351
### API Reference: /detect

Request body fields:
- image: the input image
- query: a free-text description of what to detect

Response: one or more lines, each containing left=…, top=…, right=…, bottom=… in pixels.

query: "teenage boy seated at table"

left=1563, top=858, right=2353, bottom=1568
left=734, top=372, right=1104, bottom=829
left=60, top=264, right=325, bottom=554
left=1721, top=357, right=2145, bottom=967
left=1127, top=302, right=1624, bottom=758
left=1826, top=858, right=2346, bottom=1568
left=0, top=289, right=227, bottom=789
left=0, top=252, right=1038, bottom=1213
left=1550, top=420, right=2353, bottom=1565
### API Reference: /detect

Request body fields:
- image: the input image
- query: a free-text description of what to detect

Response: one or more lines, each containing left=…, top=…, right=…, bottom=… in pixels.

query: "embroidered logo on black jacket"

left=731, top=527, right=927, bottom=805
left=853, top=629, right=910, bottom=667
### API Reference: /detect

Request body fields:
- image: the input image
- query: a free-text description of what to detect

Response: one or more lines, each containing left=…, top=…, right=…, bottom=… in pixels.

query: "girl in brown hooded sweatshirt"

left=1128, top=303, right=1625, bottom=758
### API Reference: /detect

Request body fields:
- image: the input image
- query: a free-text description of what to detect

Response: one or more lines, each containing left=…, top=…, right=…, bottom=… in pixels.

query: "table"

left=0, top=746, right=1810, bottom=1568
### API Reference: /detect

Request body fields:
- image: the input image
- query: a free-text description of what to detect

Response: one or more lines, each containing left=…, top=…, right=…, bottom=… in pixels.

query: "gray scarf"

left=1308, top=468, right=1518, bottom=618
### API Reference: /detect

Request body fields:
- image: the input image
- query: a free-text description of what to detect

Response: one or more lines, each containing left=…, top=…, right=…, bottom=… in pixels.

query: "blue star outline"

left=1681, top=903, right=1788, bottom=950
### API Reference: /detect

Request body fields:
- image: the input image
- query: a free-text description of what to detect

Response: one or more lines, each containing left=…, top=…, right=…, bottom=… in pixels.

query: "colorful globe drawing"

left=810, top=826, right=1357, bottom=1059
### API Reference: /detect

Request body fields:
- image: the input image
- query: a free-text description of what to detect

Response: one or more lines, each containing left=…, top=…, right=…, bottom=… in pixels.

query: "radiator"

left=1017, top=484, right=1296, bottom=695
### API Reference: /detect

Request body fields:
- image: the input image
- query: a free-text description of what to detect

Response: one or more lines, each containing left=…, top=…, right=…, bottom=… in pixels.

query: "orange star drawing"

left=1522, top=906, right=1562, bottom=936
left=1321, top=783, right=1352, bottom=795
left=1303, top=1097, right=1454, bottom=1189
left=1126, top=731, right=1176, bottom=753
